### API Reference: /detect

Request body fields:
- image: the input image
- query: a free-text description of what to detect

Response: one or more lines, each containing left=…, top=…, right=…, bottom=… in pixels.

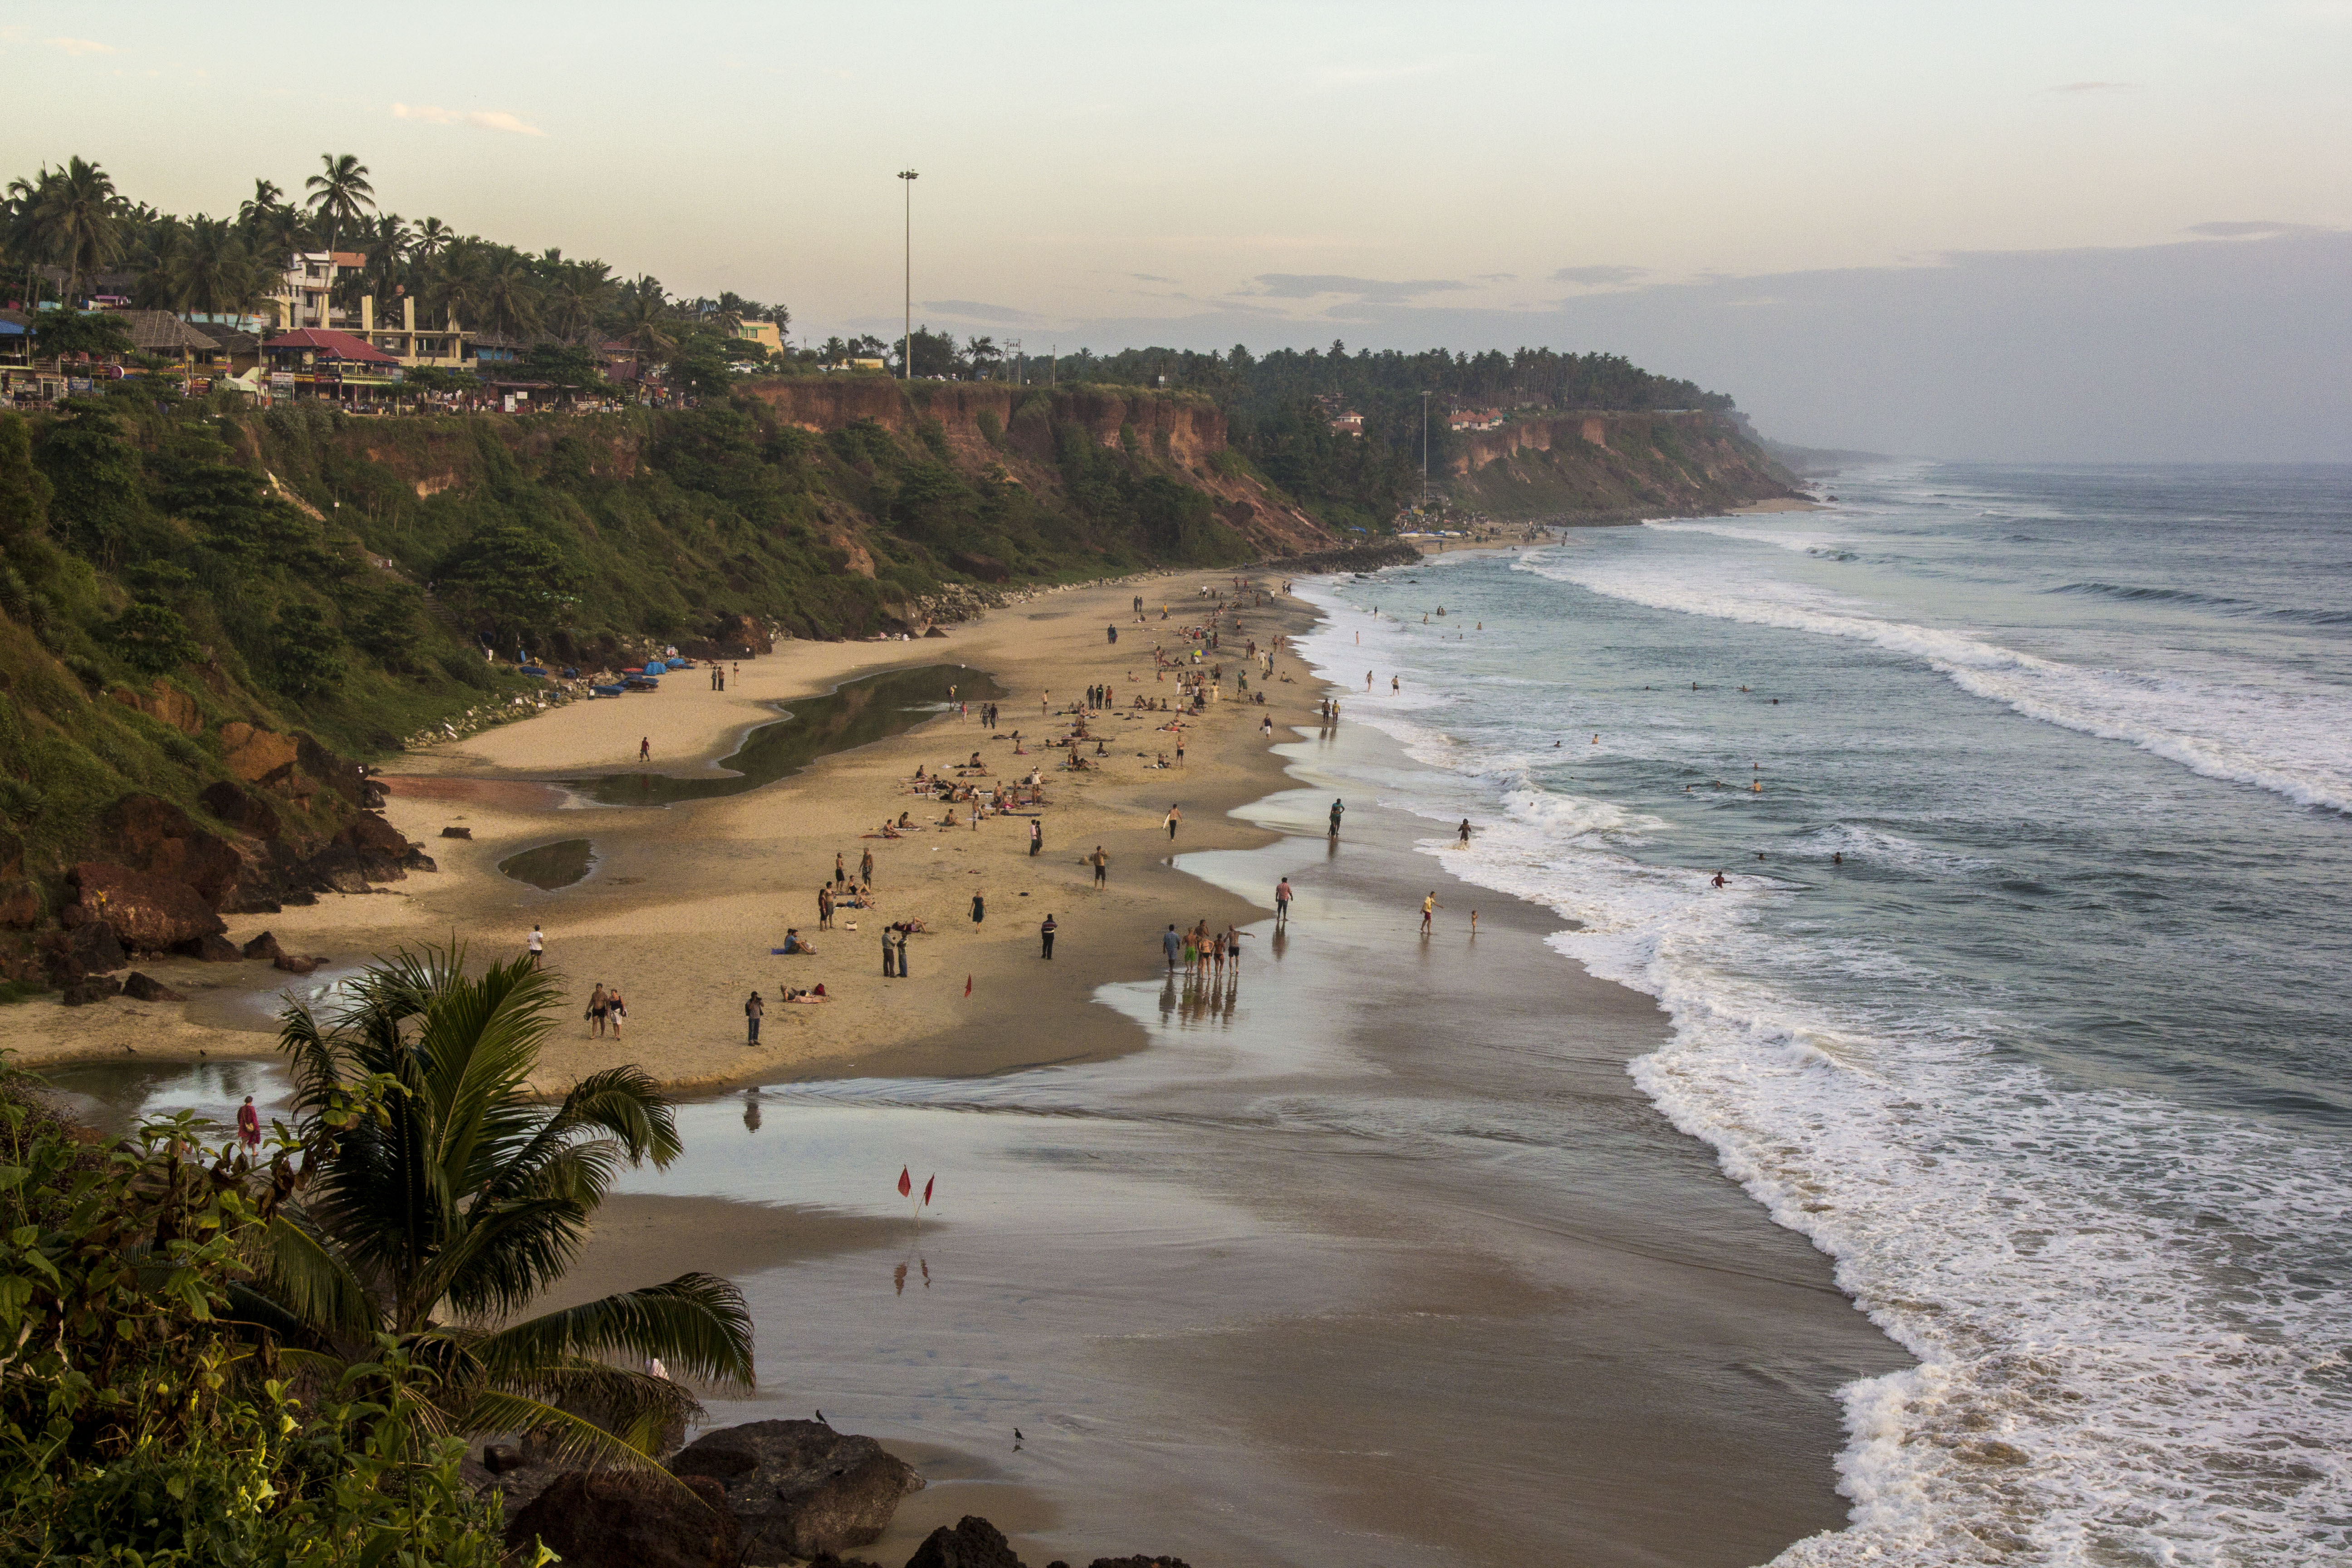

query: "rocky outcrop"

left=200, top=779, right=283, bottom=840
left=67, top=862, right=225, bottom=952
left=1441, top=410, right=1804, bottom=519
left=218, top=722, right=301, bottom=787
left=107, top=679, right=205, bottom=735
left=122, top=970, right=186, bottom=1002
left=98, top=795, right=244, bottom=907
left=906, top=1515, right=1024, bottom=1568
left=669, top=1420, right=922, bottom=1563
left=503, top=1471, right=741, bottom=1568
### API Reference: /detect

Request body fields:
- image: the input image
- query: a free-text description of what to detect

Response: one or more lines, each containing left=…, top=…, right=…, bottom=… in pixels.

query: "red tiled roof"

left=265, top=328, right=400, bottom=364
left=329, top=251, right=367, bottom=267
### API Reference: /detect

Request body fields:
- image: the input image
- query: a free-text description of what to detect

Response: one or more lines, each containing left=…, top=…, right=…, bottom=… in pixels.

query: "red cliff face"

left=1444, top=411, right=1802, bottom=518
left=740, top=378, right=1332, bottom=556
left=738, top=379, right=1227, bottom=466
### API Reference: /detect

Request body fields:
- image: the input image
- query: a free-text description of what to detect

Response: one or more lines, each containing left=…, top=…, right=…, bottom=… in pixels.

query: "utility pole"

left=1006, top=338, right=1022, bottom=385
left=1420, top=390, right=1430, bottom=509
left=897, top=169, right=918, bottom=379
left=1050, top=343, right=1056, bottom=387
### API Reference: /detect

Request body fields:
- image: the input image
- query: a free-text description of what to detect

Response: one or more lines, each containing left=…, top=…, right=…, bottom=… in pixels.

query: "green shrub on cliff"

left=0, top=1061, right=522, bottom=1564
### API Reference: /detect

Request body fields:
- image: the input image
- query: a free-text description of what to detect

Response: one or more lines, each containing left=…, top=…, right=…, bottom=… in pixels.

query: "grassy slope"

left=0, top=382, right=1323, bottom=912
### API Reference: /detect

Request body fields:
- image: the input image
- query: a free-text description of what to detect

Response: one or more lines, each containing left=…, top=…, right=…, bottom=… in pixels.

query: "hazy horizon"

left=5, top=0, right=2346, bottom=462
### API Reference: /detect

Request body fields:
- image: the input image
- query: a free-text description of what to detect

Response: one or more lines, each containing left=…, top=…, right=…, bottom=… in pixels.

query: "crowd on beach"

left=509, top=574, right=1352, bottom=1054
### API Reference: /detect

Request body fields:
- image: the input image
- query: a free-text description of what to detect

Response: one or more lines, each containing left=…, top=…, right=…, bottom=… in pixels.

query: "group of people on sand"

left=1162, top=918, right=1245, bottom=976
left=584, top=981, right=628, bottom=1038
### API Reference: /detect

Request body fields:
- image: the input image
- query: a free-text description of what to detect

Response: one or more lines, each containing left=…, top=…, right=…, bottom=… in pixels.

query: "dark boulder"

left=297, top=843, right=371, bottom=896
left=200, top=779, right=283, bottom=840
left=403, top=846, right=439, bottom=873
left=503, top=1470, right=741, bottom=1568
left=0, top=879, right=41, bottom=929
left=241, top=931, right=285, bottom=962
left=295, top=733, right=366, bottom=805
left=273, top=953, right=323, bottom=975
left=339, top=812, right=410, bottom=858
left=178, top=932, right=243, bottom=962
left=440, top=825, right=474, bottom=839
left=669, top=1419, right=923, bottom=1563
left=904, top=1515, right=1023, bottom=1568
left=69, top=862, right=226, bottom=952
left=121, top=971, right=186, bottom=1002
left=97, top=794, right=244, bottom=907
left=65, top=919, right=126, bottom=975
left=1085, top=1558, right=1193, bottom=1568
left=479, top=1442, right=525, bottom=1475
left=60, top=975, right=122, bottom=1006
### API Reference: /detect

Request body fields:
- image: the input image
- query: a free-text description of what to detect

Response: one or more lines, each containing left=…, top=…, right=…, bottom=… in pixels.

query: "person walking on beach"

left=236, top=1095, right=261, bottom=1154
left=587, top=982, right=609, bottom=1038
left=1328, top=799, right=1345, bottom=838
left=1092, top=846, right=1108, bottom=887
left=1163, top=923, right=1182, bottom=969
left=882, top=925, right=898, bottom=977
left=1040, top=913, right=1057, bottom=959
left=745, top=990, right=764, bottom=1046
left=971, top=891, right=986, bottom=926
left=834, top=853, right=847, bottom=887
left=526, top=924, right=544, bottom=969
left=1275, top=876, right=1293, bottom=926
left=817, top=884, right=833, bottom=929
left=1166, top=804, right=1182, bottom=840
left=639, top=737, right=651, bottom=761
left=1029, top=820, right=1043, bottom=858
left=1421, top=892, right=1441, bottom=934
left=1458, top=818, right=1472, bottom=846
left=860, top=847, right=875, bottom=885
left=606, top=985, right=626, bottom=1037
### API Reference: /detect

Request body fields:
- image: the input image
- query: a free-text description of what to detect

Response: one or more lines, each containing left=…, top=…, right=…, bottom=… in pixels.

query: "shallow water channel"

left=568, top=663, right=1003, bottom=808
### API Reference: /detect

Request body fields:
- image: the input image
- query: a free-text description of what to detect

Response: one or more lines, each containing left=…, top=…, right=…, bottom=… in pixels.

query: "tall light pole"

left=1420, top=390, right=1430, bottom=509
left=897, top=169, right=918, bottom=379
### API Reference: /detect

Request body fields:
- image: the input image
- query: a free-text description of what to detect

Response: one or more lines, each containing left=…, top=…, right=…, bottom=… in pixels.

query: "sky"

left=4, top=1, right=2348, bottom=460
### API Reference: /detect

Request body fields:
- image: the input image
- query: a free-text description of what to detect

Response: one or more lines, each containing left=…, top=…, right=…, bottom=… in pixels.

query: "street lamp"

left=897, top=169, right=918, bottom=380
left=1420, top=390, right=1430, bottom=508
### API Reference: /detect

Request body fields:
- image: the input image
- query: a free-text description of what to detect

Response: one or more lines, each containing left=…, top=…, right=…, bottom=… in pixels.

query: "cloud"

left=2050, top=80, right=2132, bottom=93
left=392, top=103, right=544, bottom=136
left=1473, top=272, right=1518, bottom=283
left=1551, top=264, right=1650, bottom=286
left=2188, top=219, right=2329, bottom=239
left=47, top=37, right=115, bottom=56
left=1244, top=274, right=1473, bottom=304
left=923, top=299, right=1042, bottom=325
left=1129, top=272, right=1177, bottom=284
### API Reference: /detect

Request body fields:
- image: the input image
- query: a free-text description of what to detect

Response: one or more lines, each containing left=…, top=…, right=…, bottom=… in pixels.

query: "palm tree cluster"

left=257, top=946, right=756, bottom=1470
left=3, top=152, right=790, bottom=365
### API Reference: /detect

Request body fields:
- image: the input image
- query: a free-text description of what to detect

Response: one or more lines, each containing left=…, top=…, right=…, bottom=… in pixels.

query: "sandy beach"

left=14, top=573, right=1298, bottom=1089
left=29, top=570, right=1906, bottom=1566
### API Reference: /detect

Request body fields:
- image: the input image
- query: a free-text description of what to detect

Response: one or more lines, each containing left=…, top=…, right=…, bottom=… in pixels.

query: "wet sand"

left=32, top=571, right=1908, bottom=1565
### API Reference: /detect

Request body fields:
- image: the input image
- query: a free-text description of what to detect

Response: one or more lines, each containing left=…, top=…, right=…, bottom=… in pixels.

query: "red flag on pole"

left=963, top=974, right=972, bottom=997
left=922, top=1174, right=935, bottom=1206
left=897, top=1166, right=911, bottom=1198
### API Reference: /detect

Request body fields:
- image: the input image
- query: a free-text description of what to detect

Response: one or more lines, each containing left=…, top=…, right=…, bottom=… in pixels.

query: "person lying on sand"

left=783, top=986, right=828, bottom=1003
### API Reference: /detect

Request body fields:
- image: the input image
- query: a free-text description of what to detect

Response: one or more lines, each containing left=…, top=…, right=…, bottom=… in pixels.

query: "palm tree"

left=411, top=216, right=453, bottom=264
left=172, top=216, right=258, bottom=326
left=614, top=279, right=677, bottom=366
left=476, top=248, right=544, bottom=341
left=304, top=152, right=375, bottom=253
left=543, top=259, right=615, bottom=343
left=264, top=946, right=755, bottom=1467
left=29, top=156, right=127, bottom=304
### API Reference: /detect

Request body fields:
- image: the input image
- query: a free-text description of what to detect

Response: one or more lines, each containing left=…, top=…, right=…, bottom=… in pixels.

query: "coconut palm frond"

left=263, top=1211, right=378, bottom=1338
left=475, top=1274, right=755, bottom=1390
left=418, top=1194, right=593, bottom=1323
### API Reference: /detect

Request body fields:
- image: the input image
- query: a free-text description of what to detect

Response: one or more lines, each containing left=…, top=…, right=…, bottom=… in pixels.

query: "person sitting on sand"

left=779, top=928, right=814, bottom=955
left=898, top=811, right=912, bottom=828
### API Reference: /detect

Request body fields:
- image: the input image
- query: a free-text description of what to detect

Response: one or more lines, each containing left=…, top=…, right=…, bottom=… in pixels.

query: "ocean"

left=1293, top=463, right=2352, bottom=1564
